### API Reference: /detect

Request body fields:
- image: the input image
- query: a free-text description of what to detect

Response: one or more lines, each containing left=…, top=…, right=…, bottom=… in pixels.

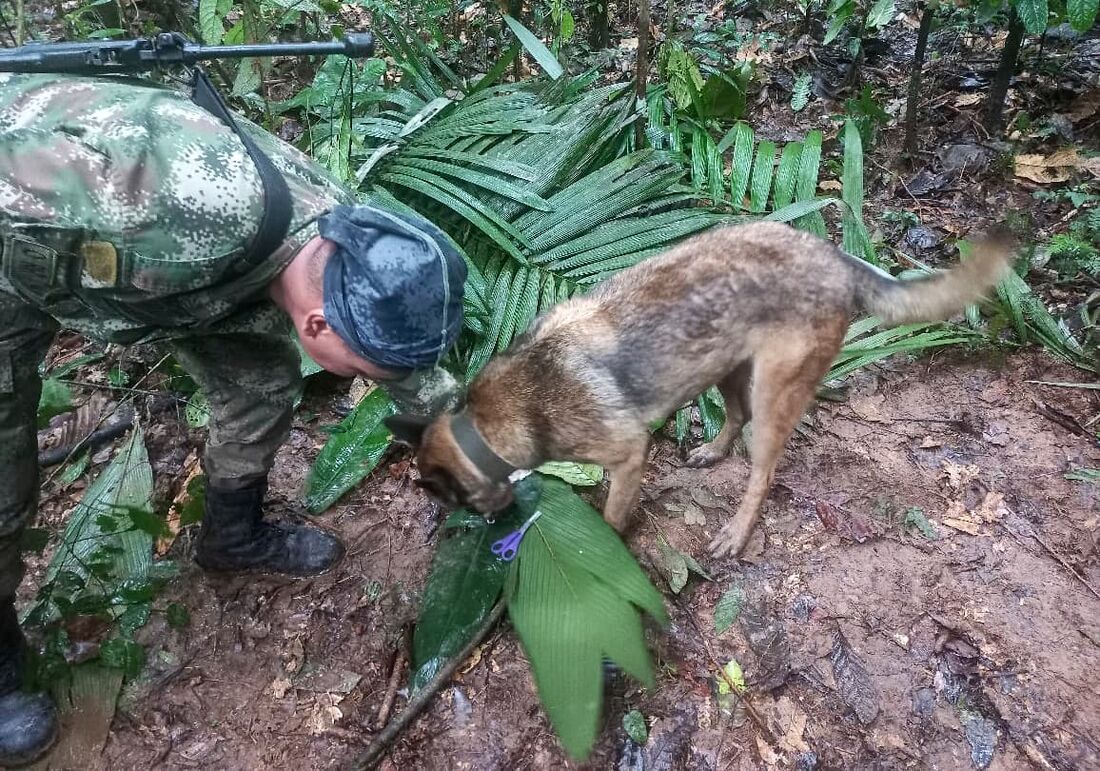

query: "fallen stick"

left=375, top=646, right=407, bottom=729
left=348, top=600, right=505, bottom=770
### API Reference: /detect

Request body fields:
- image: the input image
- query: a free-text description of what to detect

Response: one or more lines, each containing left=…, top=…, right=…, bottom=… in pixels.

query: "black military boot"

left=194, top=478, right=345, bottom=576
left=0, top=600, right=58, bottom=768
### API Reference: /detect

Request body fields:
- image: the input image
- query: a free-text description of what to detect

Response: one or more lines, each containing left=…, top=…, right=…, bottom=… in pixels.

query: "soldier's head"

left=275, top=205, right=467, bottom=383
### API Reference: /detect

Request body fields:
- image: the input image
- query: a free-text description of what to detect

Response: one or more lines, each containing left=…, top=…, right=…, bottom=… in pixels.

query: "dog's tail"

left=845, top=234, right=1014, bottom=326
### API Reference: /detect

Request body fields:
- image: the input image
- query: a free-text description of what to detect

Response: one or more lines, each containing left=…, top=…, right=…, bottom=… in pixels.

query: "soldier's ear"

left=384, top=413, right=433, bottom=448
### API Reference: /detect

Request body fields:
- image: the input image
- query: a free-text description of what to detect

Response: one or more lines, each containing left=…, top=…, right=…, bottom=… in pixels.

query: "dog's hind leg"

left=685, top=359, right=753, bottom=468
left=709, top=323, right=845, bottom=558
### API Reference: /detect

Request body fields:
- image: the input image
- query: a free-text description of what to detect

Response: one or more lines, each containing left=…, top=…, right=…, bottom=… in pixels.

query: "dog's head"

left=385, top=413, right=515, bottom=516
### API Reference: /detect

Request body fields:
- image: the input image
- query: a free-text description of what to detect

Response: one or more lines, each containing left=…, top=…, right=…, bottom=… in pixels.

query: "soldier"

left=0, top=72, right=467, bottom=765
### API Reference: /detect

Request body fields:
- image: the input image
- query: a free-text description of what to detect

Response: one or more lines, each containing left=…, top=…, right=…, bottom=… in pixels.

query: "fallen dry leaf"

left=306, top=694, right=344, bottom=735
left=974, top=491, right=1008, bottom=523
left=684, top=505, right=707, bottom=527
left=756, top=734, right=781, bottom=766
left=943, top=517, right=981, bottom=535
left=942, top=461, right=981, bottom=491
left=270, top=677, right=292, bottom=699
left=1014, top=148, right=1099, bottom=184
left=158, top=451, right=201, bottom=556
left=773, top=696, right=811, bottom=754
left=1068, top=89, right=1100, bottom=124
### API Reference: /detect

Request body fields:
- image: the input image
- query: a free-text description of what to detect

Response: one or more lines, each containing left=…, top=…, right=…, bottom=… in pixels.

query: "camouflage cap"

left=318, top=205, right=466, bottom=371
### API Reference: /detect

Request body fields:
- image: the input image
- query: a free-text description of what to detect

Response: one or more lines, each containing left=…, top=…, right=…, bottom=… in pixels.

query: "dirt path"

left=87, top=348, right=1098, bottom=770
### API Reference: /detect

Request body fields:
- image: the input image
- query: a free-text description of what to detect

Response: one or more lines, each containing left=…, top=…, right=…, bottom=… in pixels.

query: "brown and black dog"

left=386, top=221, right=1010, bottom=558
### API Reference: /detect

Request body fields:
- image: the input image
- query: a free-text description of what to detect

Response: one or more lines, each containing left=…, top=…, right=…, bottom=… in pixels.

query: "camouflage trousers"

left=0, top=289, right=302, bottom=599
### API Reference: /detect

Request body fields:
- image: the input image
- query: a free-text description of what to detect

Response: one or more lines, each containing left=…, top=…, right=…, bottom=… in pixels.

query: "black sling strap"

left=189, top=67, right=293, bottom=274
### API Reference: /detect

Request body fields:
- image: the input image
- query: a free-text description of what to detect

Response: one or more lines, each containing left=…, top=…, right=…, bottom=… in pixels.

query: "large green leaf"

left=728, top=122, right=755, bottom=209
left=841, top=119, right=876, bottom=263
left=1013, top=0, right=1049, bottom=33
left=507, top=476, right=665, bottom=760
left=43, top=424, right=154, bottom=588
left=304, top=388, right=397, bottom=513
left=410, top=513, right=519, bottom=692
left=1068, top=0, right=1099, bottom=30
left=749, top=141, right=777, bottom=213
left=37, top=377, right=73, bottom=429
left=794, top=130, right=826, bottom=235
left=503, top=15, right=565, bottom=79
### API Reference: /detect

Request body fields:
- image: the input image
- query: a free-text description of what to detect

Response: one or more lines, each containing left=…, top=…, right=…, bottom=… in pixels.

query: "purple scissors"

left=490, top=510, right=543, bottom=561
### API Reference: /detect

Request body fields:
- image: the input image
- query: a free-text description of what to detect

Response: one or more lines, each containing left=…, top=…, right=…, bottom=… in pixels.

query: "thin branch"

left=350, top=600, right=506, bottom=770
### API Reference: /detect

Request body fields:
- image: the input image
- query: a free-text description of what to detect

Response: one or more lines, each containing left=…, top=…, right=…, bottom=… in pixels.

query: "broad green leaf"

left=1014, top=0, right=1049, bottom=33
left=794, top=130, right=826, bottom=235
left=773, top=142, right=803, bottom=209
left=32, top=425, right=154, bottom=633
left=185, top=391, right=210, bottom=429
left=99, top=638, right=145, bottom=678
left=728, top=122, right=755, bottom=210
left=44, top=425, right=153, bottom=587
left=867, top=0, right=896, bottom=28
left=304, top=388, right=397, bottom=513
left=698, top=389, right=724, bottom=442
left=1068, top=0, right=1099, bottom=30
left=714, top=585, right=744, bottom=633
left=623, top=709, right=648, bottom=744
left=37, top=377, right=72, bottom=429
left=509, top=529, right=604, bottom=760
left=410, top=513, right=518, bottom=692
left=824, top=0, right=854, bottom=43
left=841, top=119, right=875, bottom=263
left=790, top=72, right=812, bottom=112
left=56, top=452, right=89, bottom=487
left=527, top=475, right=668, bottom=624
left=718, top=658, right=746, bottom=694
left=503, top=15, right=564, bottom=79
left=749, top=141, right=777, bottom=213
left=536, top=462, right=604, bottom=486
left=165, top=602, right=190, bottom=629
left=766, top=197, right=841, bottom=223
left=198, top=0, right=224, bottom=44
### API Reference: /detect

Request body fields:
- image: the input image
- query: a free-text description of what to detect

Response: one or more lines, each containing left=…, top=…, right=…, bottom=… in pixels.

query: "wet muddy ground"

left=77, top=348, right=1099, bottom=770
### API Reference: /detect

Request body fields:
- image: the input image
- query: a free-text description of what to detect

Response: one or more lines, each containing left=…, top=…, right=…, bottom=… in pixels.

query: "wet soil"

left=83, top=348, right=1100, bottom=770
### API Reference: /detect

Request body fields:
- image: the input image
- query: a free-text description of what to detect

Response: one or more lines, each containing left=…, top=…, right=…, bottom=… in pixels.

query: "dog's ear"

left=384, top=413, right=434, bottom=448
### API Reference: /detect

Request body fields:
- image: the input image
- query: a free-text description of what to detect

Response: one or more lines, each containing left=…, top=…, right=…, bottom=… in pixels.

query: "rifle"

left=0, top=31, right=376, bottom=272
left=0, top=31, right=375, bottom=73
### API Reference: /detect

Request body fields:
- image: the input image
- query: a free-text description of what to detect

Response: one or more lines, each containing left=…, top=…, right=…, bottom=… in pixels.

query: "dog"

left=385, top=221, right=1011, bottom=558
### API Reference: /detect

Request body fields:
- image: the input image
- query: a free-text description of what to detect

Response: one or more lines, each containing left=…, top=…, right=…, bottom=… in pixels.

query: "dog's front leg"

left=602, top=443, right=650, bottom=533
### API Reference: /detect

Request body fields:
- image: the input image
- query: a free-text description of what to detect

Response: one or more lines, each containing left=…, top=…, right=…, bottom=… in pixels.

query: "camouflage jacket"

left=0, top=72, right=355, bottom=343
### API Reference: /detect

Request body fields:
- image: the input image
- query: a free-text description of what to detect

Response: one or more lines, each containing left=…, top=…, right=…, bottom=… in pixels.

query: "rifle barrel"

left=182, top=33, right=374, bottom=62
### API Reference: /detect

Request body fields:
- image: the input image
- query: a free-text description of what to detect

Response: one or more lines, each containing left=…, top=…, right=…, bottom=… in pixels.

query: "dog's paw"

left=684, top=444, right=727, bottom=468
left=709, top=522, right=752, bottom=559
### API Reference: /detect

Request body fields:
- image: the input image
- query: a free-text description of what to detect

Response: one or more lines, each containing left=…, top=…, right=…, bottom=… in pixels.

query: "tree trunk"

left=589, top=1, right=610, bottom=49
left=634, top=0, right=651, bottom=147
left=985, top=7, right=1025, bottom=134
left=903, top=1, right=935, bottom=160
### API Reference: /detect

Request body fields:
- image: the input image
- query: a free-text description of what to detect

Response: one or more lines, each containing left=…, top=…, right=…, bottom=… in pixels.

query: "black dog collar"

left=450, top=411, right=517, bottom=482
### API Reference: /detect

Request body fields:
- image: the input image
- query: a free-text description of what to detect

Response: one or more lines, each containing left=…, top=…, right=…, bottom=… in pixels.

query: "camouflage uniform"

left=0, top=73, right=456, bottom=596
